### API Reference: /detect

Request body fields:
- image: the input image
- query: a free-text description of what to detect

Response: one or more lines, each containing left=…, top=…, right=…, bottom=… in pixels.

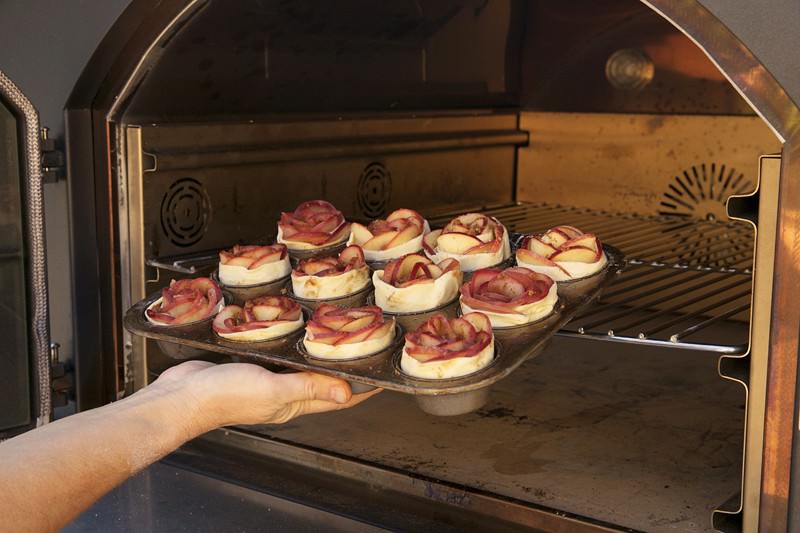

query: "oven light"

left=605, top=48, right=655, bottom=90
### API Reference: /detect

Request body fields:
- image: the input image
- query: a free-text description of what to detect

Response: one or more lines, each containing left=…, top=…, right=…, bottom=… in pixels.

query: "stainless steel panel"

left=517, top=113, right=780, bottom=216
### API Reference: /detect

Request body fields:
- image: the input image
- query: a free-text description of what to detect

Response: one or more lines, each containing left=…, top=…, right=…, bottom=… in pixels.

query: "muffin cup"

left=150, top=315, right=216, bottom=360
left=369, top=293, right=460, bottom=332
left=288, top=280, right=373, bottom=312
left=394, top=342, right=501, bottom=416
left=461, top=255, right=515, bottom=282
left=296, top=324, right=403, bottom=393
left=286, top=240, right=348, bottom=265
left=213, top=273, right=290, bottom=305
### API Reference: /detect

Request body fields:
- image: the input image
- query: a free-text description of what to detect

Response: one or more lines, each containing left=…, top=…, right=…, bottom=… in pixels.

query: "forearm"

left=0, top=383, right=212, bottom=532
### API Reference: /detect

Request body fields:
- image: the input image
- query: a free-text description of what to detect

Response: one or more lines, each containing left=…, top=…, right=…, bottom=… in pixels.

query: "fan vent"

left=658, top=163, right=753, bottom=221
left=357, top=162, right=392, bottom=219
left=160, top=177, right=211, bottom=247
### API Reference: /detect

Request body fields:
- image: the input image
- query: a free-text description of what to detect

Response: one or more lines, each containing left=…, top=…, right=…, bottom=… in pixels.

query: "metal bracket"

left=49, top=342, right=73, bottom=408
left=40, top=127, right=65, bottom=183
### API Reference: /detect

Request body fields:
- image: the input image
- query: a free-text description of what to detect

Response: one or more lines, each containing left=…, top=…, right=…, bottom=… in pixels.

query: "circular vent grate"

left=160, top=177, right=211, bottom=247
left=658, top=163, right=753, bottom=268
left=357, top=162, right=392, bottom=219
left=658, top=162, right=753, bottom=221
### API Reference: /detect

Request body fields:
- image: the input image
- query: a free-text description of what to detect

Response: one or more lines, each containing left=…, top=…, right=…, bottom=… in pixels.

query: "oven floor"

left=259, top=336, right=745, bottom=532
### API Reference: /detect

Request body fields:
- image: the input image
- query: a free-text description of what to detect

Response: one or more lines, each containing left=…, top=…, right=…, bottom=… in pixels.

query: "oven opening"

left=72, top=0, right=788, bottom=531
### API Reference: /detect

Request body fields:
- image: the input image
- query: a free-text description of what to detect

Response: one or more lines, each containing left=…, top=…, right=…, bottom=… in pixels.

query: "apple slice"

left=426, top=264, right=443, bottom=279
left=349, top=222, right=374, bottom=245
left=366, top=320, right=394, bottom=340
left=525, top=236, right=558, bottom=258
left=249, top=304, right=283, bottom=321
left=397, top=254, right=430, bottom=281
left=423, top=230, right=441, bottom=254
left=409, top=261, right=432, bottom=280
left=250, top=249, right=285, bottom=269
left=464, top=239, right=500, bottom=255
left=387, top=224, right=421, bottom=249
left=225, top=256, right=256, bottom=268
left=339, top=245, right=366, bottom=266
left=387, top=208, right=424, bottom=223
left=339, top=315, right=377, bottom=332
left=517, top=248, right=560, bottom=266
left=436, top=232, right=484, bottom=254
left=550, top=247, right=599, bottom=262
left=543, top=228, right=570, bottom=247
left=363, top=231, right=399, bottom=250
left=336, top=324, right=380, bottom=345
left=553, top=225, right=583, bottom=239
left=438, top=258, right=460, bottom=272
left=461, top=312, right=493, bottom=334
left=564, top=234, right=601, bottom=252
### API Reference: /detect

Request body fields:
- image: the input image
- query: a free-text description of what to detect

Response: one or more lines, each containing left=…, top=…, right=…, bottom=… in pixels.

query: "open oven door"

left=0, top=70, right=51, bottom=439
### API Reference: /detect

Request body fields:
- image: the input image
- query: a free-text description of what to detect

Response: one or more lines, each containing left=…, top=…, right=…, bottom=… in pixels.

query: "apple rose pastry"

left=423, top=213, right=511, bottom=272
left=347, top=208, right=430, bottom=262
left=516, top=226, right=607, bottom=281
left=460, top=267, right=557, bottom=327
left=303, top=304, right=396, bottom=359
left=212, top=296, right=303, bottom=341
left=373, top=254, right=462, bottom=313
left=401, top=312, right=494, bottom=379
left=291, top=245, right=370, bottom=300
left=218, top=244, right=290, bottom=286
left=277, top=200, right=350, bottom=251
left=145, top=277, right=223, bottom=326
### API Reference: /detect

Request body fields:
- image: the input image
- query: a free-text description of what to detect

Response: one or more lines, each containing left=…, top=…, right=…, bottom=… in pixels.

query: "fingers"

left=291, top=388, right=383, bottom=417
left=268, top=371, right=354, bottom=405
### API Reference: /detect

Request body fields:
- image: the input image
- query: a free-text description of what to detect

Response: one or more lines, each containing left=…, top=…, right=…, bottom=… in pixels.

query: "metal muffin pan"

left=125, top=245, right=623, bottom=415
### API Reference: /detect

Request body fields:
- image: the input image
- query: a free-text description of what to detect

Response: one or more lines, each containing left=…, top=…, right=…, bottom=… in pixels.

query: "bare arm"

left=0, top=361, right=379, bottom=532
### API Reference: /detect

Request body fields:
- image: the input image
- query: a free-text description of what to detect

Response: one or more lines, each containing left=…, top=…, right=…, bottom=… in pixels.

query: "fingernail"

left=331, top=387, right=347, bottom=404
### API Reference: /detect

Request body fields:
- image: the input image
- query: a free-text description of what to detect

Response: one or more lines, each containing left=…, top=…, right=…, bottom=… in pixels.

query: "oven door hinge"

left=40, top=127, right=65, bottom=183
left=49, top=342, right=73, bottom=408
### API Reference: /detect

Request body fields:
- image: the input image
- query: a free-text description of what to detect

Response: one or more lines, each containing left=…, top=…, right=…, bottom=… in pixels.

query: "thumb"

left=272, top=371, right=352, bottom=405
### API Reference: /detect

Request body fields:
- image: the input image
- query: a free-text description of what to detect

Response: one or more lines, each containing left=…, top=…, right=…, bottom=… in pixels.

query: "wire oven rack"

left=430, top=203, right=753, bottom=355
left=147, top=201, right=753, bottom=355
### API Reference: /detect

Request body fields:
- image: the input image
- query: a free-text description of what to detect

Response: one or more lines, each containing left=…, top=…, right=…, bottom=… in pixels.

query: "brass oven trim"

left=121, top=126, right=148, bottom=391
left=758, top=137, right=800, bottom=532
left=718, top=155, right=781, bottom=532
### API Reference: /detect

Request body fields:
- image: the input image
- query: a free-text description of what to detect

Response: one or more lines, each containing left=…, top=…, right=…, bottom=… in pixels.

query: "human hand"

left=152, top=361, right=381, bottom=430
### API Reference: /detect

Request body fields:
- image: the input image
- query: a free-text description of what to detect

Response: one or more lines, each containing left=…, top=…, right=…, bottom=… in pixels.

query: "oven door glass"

left=0, top=77, right=49, bottom=438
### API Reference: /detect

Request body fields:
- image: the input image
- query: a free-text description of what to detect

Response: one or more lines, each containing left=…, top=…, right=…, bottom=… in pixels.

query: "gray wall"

left=0, top=0, right=132, bottom=368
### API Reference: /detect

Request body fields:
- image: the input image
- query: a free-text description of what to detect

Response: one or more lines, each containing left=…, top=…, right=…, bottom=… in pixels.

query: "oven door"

left=0, top=70, right=51, bottom=439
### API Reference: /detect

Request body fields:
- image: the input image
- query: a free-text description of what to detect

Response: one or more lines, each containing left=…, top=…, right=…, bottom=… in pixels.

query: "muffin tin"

left=124, top=242, right=623, bottom=415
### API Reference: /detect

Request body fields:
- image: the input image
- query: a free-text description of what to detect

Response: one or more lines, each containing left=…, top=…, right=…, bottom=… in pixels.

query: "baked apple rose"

left=303, top=304, right=396, bottom=359
left=401, top=312, right=494, bottom=379
left=516, top=226, right=607, bottom=281
left=212, top=296, right=303, bottom=341
left=218, top=244, right=290, bottom=286
left=277, top=200, right=350, bottom=251
left=145, top=277, right=223, bottom=326
left=373, top=253, right=462, bottom=313
left=460, top=267, right=557, bottom=327
left=291, top=245, right=370, bottom=299
left=347, top=208, right=430, bottom=262
left=423, top=213, right=510, bottom=272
